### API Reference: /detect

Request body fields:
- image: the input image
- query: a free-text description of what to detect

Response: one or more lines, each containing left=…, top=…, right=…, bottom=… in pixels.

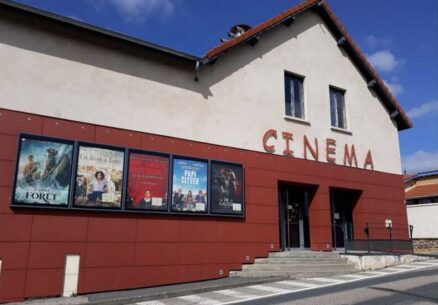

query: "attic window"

left=330, top=86, right=347, bottom=129
left=285, top=72, right=305, bottom=119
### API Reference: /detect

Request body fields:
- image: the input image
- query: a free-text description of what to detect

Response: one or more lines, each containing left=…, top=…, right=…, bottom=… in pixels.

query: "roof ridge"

left=203, top=0, right=412, bottom=131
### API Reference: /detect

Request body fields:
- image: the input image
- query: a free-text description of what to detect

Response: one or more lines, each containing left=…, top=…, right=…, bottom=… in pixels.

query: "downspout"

left=194, top=60, right=201, bottom=81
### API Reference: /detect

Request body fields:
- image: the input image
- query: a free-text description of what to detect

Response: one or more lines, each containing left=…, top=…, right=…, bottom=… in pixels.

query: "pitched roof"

left=205, top=0, right=412, bottom=131
left=406, top=184, right=438, bottom=200
left=0, top=0, right=412, bottom=130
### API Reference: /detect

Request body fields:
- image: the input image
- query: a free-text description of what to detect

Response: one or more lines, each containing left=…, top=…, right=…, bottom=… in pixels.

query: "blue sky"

left=15, top=0, right=438, bottom=173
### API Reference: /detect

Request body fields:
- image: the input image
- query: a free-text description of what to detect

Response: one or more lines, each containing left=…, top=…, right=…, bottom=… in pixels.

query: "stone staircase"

left=230, top=250, right=358, bottom=278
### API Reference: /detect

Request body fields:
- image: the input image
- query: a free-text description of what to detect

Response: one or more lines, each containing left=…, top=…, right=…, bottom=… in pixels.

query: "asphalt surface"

left=240, top=265, right=438, bottom=305
left=129, top=260, right=438, bottom=305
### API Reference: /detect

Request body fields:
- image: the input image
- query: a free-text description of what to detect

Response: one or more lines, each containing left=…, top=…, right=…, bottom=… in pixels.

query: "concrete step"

left=242, top=263, right=356, bottom=272
left=232, top=251, right=357, bottom=279
left=269, top=251, right=340, bottom=258
left=232, top=270, right=357, bottom=278
left=255, top=257, right=348, bottom=264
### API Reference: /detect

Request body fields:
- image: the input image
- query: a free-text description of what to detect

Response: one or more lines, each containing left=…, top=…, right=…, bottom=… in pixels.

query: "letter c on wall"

left=263, top=129, right=277, bottom=153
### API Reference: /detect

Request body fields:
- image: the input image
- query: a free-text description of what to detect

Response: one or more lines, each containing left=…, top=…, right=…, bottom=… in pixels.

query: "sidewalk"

left=8, top=276, right=287, bottom=305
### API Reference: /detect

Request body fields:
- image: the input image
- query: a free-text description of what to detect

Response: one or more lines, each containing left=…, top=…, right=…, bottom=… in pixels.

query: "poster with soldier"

left=13, top=135, right=74, bottom=206
left=210, top=161, right=244, bottom=215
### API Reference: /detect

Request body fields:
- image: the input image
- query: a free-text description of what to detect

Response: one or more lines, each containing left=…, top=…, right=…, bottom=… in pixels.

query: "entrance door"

left=279, top=185, right=311, bottom=250
left=330, top=189, right=359, bottom=248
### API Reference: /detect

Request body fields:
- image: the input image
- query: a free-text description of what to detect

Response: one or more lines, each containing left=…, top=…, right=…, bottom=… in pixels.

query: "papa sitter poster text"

left=14, top=137, right=73, bottom=205
left=172, top=158, right=207, bottom=212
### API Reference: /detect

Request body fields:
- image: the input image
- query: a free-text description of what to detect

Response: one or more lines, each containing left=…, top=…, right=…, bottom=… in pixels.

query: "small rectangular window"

left=285, top=73, right=304, bottom=119
left=330, top=87, right=347, bottom=129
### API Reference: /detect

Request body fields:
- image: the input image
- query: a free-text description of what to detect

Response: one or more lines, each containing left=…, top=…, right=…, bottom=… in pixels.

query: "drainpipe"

left=194, top=60, right=201, bottom=81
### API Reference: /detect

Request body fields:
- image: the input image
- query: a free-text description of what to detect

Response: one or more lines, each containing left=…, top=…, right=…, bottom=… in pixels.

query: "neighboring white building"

left=405, top=170, right=438, bottom=252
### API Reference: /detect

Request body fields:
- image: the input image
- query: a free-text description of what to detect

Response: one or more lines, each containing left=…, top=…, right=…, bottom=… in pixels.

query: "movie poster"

left=126, top=152, right=169, bottom=211
left=74, top=145, right=124, bottom=208
left=13, top=136, right=74, bottom=206
left=210, top=162, right=244, bottom=215
left=171, top=158, right=208, bottom=213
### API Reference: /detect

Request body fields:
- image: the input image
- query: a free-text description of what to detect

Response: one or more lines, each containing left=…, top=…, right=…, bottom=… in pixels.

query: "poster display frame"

left=11, top=133, right=76, bottom=209
left=10, top=134, right=245, bottom=218
left=125, top=149, right=170, bottom=213
left=71, top=142, right=127, bottom=211
left=170, top=155, right=209, bottom=215
left=209, top=160, right=245, bottom=217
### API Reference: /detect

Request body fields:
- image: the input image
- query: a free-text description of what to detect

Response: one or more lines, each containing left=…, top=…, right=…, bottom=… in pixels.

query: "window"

left=285, top=73, right=304, bottom=119
left=330, top=87, right=347, bottom=129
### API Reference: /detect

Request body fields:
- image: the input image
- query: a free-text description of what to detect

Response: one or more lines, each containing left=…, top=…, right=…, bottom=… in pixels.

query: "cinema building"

left=0, top=0, right=412, bottom=302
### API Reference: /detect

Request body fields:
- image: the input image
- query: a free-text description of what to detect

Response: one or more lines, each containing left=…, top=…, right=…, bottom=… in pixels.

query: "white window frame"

left=329, top=85, right=350, bottom=132
left=284, top=72, right=309, bottom=124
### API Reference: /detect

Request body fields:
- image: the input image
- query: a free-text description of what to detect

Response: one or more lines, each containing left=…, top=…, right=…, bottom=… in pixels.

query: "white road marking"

left=310, top=277, right=347, bottom=283
left=177, top=294, right=221, bottom=304
left=136, top=300, right=167, bottom=305
left=215, top=289, right=259, bottom=299
left=278, top=280, right=319, bottom=288
left=249, top=284, right=290, bottom=293
left=339, top=273, right=371, bottom=279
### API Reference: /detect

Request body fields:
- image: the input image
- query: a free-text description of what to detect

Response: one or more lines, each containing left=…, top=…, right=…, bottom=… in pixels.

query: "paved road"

left=132, top=260, right=438, bottom=305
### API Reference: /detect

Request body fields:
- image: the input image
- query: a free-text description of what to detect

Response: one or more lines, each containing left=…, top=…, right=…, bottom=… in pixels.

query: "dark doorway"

left=330, top=188, right=361, bottom=249
left=279, top=184, right=314, bottom=250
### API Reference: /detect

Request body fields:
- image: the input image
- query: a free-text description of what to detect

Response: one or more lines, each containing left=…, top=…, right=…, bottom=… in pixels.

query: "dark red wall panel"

left=0, top=108, right=409, bottom=303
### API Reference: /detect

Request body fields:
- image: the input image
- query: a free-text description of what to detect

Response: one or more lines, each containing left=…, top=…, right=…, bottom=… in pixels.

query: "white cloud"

left=383, top=79, right=404, bottom=96
left=407, top=100, right=438, bottom=119
left=364, top=35, right=392, bottom=51
left=94, top=0, right=176, bottom=22
left=367, top=50, right=399, bottom=72
left=402, top=150, right=438, bottom=173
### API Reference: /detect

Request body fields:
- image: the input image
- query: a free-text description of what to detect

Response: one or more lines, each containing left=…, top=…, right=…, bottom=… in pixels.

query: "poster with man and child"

left=171, top=158, right=207, bottom=212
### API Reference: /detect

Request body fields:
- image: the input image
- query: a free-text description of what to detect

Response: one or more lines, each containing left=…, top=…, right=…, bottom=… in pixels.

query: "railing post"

left=388, top=225, right=393, bottom=253
left=366, top=222, right=370, bottom=254
left=344, top=223, right=347, bottom=254
left=409, top=225, right=414, bottom=253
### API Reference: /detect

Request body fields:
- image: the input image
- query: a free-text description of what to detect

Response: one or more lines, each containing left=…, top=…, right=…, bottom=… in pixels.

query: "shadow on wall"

left=0, top=6, right=325, bottom=100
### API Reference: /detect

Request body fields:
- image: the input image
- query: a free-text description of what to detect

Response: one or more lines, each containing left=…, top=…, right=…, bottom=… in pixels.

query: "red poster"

left=126, top=153, right=169, bottom=210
